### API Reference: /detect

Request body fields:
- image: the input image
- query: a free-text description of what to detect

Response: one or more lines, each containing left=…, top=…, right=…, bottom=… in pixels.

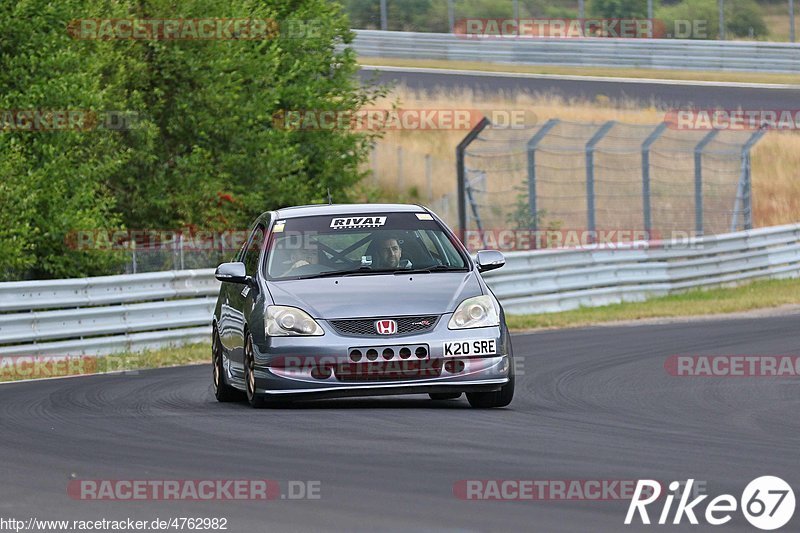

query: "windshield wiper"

left=393, top=265, right=462, bottom=274
left=304, top=266, right=378, bottom=279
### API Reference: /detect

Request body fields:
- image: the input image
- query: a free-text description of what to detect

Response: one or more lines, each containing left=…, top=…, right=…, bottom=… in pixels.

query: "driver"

left=284, top=246, right=318, bottom=275
left=375, top=237, right=405, bottom=269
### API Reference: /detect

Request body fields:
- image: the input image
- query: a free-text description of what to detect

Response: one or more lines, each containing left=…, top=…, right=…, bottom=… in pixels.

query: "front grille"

left=329, top=316, right=439, bottom=337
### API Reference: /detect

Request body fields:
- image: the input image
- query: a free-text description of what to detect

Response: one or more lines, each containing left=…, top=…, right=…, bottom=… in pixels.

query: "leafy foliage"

left=0, top=0, right=383, bottom=280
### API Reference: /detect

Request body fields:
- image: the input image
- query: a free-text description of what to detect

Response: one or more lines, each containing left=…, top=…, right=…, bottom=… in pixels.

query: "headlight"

left=448, top=295, right=499, bottom=329
left=266, top=306, right=324, bottom=336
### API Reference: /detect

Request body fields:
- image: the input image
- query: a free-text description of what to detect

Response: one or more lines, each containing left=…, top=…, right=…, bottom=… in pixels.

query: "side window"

left=419, top=231, right=444, bottom=263
left=243, top=224, right=266, bottom=276
left=418, top=231, right=438, bottom=256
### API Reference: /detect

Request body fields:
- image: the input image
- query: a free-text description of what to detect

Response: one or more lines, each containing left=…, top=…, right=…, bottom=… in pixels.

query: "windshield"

left=265, top=212, right=469, bottom=280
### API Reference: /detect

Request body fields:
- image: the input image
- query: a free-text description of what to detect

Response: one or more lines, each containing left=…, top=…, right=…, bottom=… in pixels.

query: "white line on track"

left=0, top=362, right=205, bottom=386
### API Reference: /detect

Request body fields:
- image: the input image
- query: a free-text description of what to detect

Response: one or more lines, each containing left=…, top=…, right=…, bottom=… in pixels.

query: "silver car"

left=211, top=203, right=514, bottom=408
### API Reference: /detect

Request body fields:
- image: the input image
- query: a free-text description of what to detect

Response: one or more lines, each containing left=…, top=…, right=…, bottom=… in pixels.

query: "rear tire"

left=429, top=392, right=462, bottom=400
left=244, top=334, right=266, bottom=408
left=466, top=375, right=514, bottom=408
left=213, top=327, right=241, bottom=402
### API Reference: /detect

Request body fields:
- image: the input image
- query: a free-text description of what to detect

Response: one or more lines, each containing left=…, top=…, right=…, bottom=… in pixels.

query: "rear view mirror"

left=215, top=262, right=249, bottom=283
left=476, top=250, right=505, bottom=273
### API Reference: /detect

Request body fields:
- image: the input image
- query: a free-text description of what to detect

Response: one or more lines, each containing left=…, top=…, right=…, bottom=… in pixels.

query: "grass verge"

left=359, top=57, right=800, bottom=86
left=506, top=276, right=800, bottom=331
left=0, top=342, right=210, bottom=383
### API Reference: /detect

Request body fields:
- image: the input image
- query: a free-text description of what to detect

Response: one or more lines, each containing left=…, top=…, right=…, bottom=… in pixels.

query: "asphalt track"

left=2, top=313, right=799, bottom=532
left=359, top=66, right=800, bottom=109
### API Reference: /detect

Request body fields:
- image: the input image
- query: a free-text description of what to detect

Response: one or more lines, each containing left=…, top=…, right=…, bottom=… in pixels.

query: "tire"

left=244, top=333, right=266, bottom=408
left=467, top=332, right=515, bottom=408
left=213, top=327, right=242, bottom=402
left=466, top=374, right=514, bottom=409
left=429, top=392, right=462, bottom=400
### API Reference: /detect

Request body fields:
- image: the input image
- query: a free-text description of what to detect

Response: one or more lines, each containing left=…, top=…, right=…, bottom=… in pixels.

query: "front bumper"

left=251, top=317, right=511, bottom=397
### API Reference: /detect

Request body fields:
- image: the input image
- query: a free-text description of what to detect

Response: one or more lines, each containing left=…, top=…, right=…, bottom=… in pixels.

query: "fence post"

left=526, top=119, right=559, bottom=233
left=585, top=121, right=616, bottom=241
left=733, top=128, right=767, bottom=231
left=179, top=233, right=185, bottom=270
left=371, top=143, right=378, bottom=186
left=425, top=154, right=433, bottom=202
left=641, top=122, right=668, bottom=238
left=465, top=170, right=486, bottom=244
left=457, top=116, right=490, bottom=233
left=380, top=0, right=388, bottom=30
left=694, top=129, right=719, bottom=236
left=131, top=242, right=137, bottom=274
left=397, top=146, right=403, bottom=192
left=448, top=0, right=455, bottom=33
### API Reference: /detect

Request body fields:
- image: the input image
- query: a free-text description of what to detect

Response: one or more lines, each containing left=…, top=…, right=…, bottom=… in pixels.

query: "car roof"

left=274, top=203, right=428, bottom=219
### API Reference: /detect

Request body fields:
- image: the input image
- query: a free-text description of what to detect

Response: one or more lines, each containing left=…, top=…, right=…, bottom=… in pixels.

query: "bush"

left=589, top=0, right=648, bottom=18
left=657, top=0, right=719, bottom=38
left=657, top=0, right=767, bottom=38
left=726, top=0, right=768, bottom=37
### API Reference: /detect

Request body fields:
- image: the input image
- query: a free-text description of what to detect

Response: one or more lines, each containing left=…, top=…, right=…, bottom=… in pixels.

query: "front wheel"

left=466, top=375, right=514, bottom=408
left=244, top=334, right=266, bottom=408
left=213, top=327, right=242, bottom=402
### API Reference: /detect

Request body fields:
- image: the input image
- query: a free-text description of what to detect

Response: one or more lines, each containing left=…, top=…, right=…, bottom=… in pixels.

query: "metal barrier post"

left=641, top=122, right=668, bottom=237
left=526, top=119, right=560, bottom=232
left=694, top=129, right=720, bottom=236
left=736, top=128, right=767, bottom=230
left=586, top=121, right=616, bottom=240
left=457, top=116, right=490, bottom=233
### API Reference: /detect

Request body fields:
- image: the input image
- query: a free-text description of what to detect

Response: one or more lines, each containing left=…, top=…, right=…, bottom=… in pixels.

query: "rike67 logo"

left=626, top=477, right=795, bottom=530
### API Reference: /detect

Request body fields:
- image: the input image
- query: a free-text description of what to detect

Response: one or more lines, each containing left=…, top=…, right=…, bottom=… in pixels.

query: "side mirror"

left=215, top=261, right=249, bottom=284
left=476, top=250, right=505, bottom=273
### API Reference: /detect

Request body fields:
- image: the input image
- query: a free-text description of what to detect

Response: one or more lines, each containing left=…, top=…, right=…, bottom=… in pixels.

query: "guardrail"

left=0, top=270, right=218, bottom=356
left=482, top=223, right=800, bottom=314
left=352, top=30, right=800, bottom=73
left=1, top=223, right=799, bottom=356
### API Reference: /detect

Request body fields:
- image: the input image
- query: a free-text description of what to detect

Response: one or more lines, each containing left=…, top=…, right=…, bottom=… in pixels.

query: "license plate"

left=443, top=339, right=497, bottom=357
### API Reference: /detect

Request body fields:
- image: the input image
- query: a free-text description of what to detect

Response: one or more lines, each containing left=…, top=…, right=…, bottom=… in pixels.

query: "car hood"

left=266, top=271, right=482, bottom=319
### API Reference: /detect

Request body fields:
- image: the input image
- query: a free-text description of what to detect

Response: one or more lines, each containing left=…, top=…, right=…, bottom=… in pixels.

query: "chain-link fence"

left=114, top=235, right=232, bottom=274
left=370, top=141, right=460, bottom=228
left=457, top=119, right=766, bottom=249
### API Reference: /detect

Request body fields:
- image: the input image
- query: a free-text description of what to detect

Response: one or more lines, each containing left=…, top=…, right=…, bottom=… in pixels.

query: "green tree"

left=0, top=0, right=384, bottom=279
left=589, top=0, right=648, bottom=18
left=726, top=0, right=767, bottom=38
left=0, top=0, right=128, bottom=279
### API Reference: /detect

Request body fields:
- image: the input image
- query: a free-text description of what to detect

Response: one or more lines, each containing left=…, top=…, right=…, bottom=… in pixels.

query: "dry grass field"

left=364, top=86, right=800, bottom=229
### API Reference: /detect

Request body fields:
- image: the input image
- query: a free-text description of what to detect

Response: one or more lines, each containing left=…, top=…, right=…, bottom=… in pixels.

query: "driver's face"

left=291, top=248, right=317, bottom=264
left=378, top=238, right=402, bottom=268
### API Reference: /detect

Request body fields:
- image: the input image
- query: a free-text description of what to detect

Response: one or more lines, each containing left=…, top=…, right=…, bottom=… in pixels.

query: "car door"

left=227, top=222, right=266, bottom=380
left=217, top=229, right=249, bottom=360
